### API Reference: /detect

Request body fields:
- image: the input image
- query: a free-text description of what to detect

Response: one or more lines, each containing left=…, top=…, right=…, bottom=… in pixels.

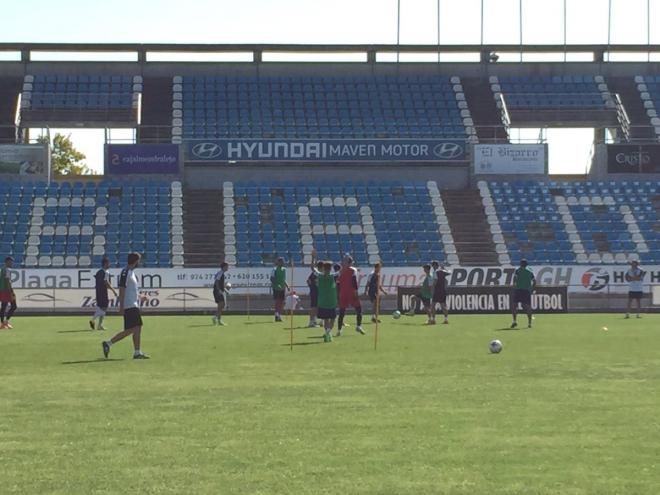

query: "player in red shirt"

left=336, top=255, right=365, bottom=336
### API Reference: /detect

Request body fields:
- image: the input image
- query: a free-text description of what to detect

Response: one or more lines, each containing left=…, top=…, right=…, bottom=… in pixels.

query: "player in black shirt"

left=431, top=264, right=451, bottom=324
left=365, top=262, right=387, bottom=323
left=307, top=249, right=323, bottom=328
left=212, top=262, right=230, bottom=326
left=89, top=257, right=117, bottom=330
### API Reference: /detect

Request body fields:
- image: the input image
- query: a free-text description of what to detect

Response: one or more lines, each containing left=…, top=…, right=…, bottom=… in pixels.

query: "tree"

left=37, top=133, right=92, bottom=175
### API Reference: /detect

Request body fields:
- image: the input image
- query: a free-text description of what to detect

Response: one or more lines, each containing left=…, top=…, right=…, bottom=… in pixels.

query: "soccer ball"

left=489, top=339, right=503, bottom=354
left=225, top=282, right=232, bottom=290
left=392, top=310, right=401, bottom=319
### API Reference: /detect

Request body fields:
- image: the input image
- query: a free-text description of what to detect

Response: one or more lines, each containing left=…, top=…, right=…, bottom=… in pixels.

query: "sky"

left=2, top=0, right=659, bottom=173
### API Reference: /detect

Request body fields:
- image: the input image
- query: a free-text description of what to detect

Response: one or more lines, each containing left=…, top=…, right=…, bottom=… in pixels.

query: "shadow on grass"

left=188, top=324, right=216, bottom=328
left=494, top=327, right=522, bottom=331
left=281, top=341, right=325, bottom=347
left=58, top=329, right=96, bottom=334
left=62, top=358, right=124, bottom=365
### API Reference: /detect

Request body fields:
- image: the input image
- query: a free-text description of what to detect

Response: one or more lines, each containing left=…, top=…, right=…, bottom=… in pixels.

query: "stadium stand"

left=480, top=180, right=660, bottom=266
left=0, top=180, right=183, bottom=268
left=634, top=75, right=660, bottom=140
left=19, top=74, right=142, bottom=126
left=490, top=75, right=619, bottom=127
left=217, top=181, right=457, bottom=268
left=171, top=75, right=477, bottom=142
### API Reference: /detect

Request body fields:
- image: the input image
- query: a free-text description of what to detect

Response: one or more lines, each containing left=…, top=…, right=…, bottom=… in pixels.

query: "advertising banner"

left=0, top=144, right=50, bottom=177
left=397, top=286, right=568, bottom=314
left=105, top=144, right=180, bottom=175
left=607, top=144, right=660, bottom=174
left=185, top=139, right=465, bottom=162
left=12, top=288, right=220, bottom=311
left=6, top=265, right=659, bottom=295
left=473, top=144, right=547, bottom=175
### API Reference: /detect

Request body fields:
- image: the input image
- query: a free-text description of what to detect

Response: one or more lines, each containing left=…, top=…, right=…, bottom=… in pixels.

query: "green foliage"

left=37, top=133, right=92, bottom=175
left=1, top=314, right=660, bottom=494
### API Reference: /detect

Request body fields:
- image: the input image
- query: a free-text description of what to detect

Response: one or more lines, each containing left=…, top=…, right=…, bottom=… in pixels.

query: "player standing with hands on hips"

left=625, top=260, right=645, bottom=319
left=511, top=259, right=536, bottom=329
left=0, top=256, right=17, bottom=329
left=102, top=253, right=149, bottom=359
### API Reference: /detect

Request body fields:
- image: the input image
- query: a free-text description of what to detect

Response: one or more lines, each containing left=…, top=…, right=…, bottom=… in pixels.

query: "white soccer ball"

left=225, top=282, right=232, bottom=290
left=489, top=339, right=503, bottom=354
left=392, top=310, right=401, bottom=319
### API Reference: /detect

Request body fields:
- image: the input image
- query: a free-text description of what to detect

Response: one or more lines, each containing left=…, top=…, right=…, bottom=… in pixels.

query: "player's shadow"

left=61, top=358, right=124, bottom=365
left=281, top=341, right=324, bottom=347
left=494, top=327, right=521, bottom=331
left=58, top=329, right=96, bottom=333
left=188, top=324, right=215, bottom=328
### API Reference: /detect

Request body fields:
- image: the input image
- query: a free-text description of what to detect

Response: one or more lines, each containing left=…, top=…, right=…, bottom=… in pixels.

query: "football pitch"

left=1, top=313, right=659, bottom=495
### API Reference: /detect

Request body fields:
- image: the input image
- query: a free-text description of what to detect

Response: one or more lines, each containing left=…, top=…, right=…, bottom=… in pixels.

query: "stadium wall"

left=183, top=163, right=469, bottom=189
left=4, top=58, right=660, bottom=83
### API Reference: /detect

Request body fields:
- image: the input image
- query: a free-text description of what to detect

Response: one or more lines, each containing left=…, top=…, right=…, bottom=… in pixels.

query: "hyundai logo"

left=191, top=142, right=223, bottom=159
left=433, top=142, right=463, bottom=160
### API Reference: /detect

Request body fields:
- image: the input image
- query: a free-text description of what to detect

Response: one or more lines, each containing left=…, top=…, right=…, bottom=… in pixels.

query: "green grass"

left=1, top=313, right=660, bottom=494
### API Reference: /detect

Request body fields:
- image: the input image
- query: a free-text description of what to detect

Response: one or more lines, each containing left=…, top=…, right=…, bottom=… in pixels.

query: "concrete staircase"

left=607, top=77, right=656, bottom=142
left=0, top=77, right=21, bottom=143
left=462, top=77, right=509, bottom=143
left=138, top=77, right=172, bottom=143
left=182, top=189, right=224, bottom=267
left=441, top=189, right=499, bottom=265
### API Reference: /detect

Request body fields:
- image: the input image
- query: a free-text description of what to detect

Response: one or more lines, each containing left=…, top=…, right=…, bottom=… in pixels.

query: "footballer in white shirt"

left=102, top=253, right=149, bottom=359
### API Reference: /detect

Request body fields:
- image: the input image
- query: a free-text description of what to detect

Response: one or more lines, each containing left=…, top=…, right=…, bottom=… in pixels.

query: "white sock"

left=105, top=340, right=112, bottom=347
left=134, top=349, right=141, bottom=355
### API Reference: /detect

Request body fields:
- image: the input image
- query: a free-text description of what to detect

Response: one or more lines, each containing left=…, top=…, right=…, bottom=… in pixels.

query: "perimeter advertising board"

left=607, top=144, right=660, bottom=174
left=473, top=144, right=547, bottom=175
left=0, top=143, right=50, bottom=178
left=185, top=139, right=466, bottom=162
left=6, top=265, right=658, bottom=295
left=397, top=286, right=568, bottom=314
left=105, top=144, right=180, bottom=175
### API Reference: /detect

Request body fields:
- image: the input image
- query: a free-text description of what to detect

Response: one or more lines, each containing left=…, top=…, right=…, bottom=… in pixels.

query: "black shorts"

left=309, top=289, right=318, bottom=308
left=273, top=289, right=285, bottom=301
left=512, top=289, right=531, bottom=306
left=213, top=291, right=225, bottom=304
left=96, top=292, right=109, bottom=310
left=368, top=293, right=377, bottom=304
left=123, top=307, right=143, bottom=330
left=629, top=291, right=643, bottom=300
left=317, top=307, right=336, bottom=320
left=432, top=292, right=447, bottom=304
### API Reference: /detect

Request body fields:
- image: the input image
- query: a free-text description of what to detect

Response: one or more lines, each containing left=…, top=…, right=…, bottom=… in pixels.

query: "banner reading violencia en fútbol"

left=184, top=138, right=466, bottom=162
left=6, top=265, right=659, bottom=294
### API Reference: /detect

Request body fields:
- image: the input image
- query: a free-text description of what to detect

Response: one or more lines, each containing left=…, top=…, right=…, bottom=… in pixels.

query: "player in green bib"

left=316, top=262, right=338, bottom=342
left=511, top=259, right=536, bottom=329
left=271, top=257, right=289, bottom=322
left=407, top=264, right=435, bottom=324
